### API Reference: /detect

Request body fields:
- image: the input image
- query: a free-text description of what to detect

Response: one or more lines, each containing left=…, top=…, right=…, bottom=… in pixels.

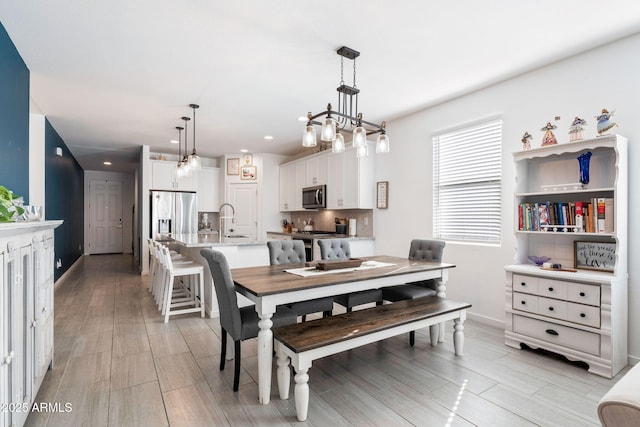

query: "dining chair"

left=382, top=239, right=446, bottom=345
left=318, top=238, right=383, bottom=313
left=200, top=248, right=298, bottom=392
left=267, top=240, right=334, bottom=321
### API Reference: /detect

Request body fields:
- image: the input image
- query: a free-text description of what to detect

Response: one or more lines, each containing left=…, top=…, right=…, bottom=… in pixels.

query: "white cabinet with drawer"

left=505, top=135, right=628, bottom=379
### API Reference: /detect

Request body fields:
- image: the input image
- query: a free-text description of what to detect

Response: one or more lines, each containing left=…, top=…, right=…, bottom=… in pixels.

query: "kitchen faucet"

left=218, top=203, right=235, bottom=242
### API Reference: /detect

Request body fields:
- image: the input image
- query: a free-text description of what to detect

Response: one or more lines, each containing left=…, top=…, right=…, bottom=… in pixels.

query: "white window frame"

left=433, top=118, right=502, bottom=244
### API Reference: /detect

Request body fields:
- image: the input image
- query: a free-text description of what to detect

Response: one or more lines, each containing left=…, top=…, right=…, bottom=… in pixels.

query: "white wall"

left=84, top=170, right=135, bottom=255
left=28, top=112, right=45, bottom=212
left=374, top=32, right=640, bottom=360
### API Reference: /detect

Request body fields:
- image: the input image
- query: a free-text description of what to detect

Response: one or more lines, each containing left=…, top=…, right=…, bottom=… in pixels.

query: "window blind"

left=433, top=119, right=502, bottom=243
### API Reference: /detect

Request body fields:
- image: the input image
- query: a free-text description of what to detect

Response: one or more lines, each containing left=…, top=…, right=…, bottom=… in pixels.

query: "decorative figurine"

left=596, top=108, right=617, bottom=136
left=568, top=117, right=587, bottom=142
left=521, top=131, right=532, bottom=150
left=540, top=122, right=558, bottom=146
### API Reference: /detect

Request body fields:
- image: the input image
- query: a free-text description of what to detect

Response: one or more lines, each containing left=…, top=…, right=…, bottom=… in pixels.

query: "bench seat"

left=273, top=296, right=471, bottom=421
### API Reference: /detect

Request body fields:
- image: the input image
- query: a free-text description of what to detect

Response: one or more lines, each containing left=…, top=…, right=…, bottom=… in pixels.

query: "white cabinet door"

left=279, top=162, right=295, bottom=211
left=326, top=152, right=345, bottom=209
left=327, top=146, right=374, bottom=209
left=197, top=167, right=220, bottom=212
left=151, top=160, right=197, bottom=191
left=305, top=154, right=327, bottom=187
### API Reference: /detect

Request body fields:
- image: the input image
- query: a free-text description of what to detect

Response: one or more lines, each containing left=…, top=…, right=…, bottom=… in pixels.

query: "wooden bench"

left=273, top=296, right=472, bottom=421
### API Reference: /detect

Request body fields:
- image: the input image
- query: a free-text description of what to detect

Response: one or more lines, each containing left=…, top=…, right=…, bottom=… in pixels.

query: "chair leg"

left=301, top=314, right=307, bottom=322
left=346, top=307, right=353, bottom=313
left=220, top=328, right=227, bottom=371
left=233, top=340, right=241, bottom=392
left=409, top=331, right=415, bottom=347
left=322, top=310, right=331, bottom=318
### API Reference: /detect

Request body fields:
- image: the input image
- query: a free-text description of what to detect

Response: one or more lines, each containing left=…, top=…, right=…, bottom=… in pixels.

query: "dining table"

left=231, top=255, right=456, bottom=404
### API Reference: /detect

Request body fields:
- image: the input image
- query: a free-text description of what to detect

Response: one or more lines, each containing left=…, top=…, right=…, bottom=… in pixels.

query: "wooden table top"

left=231, top=255, right=455, bottom=297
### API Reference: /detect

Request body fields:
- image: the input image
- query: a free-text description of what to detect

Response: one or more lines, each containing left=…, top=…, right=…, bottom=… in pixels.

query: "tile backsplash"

left=288, top=209, right=373, bottom=236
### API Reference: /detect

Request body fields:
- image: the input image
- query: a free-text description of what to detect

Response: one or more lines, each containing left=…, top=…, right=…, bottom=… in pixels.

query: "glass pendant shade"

left=181, top=157, right=192, bottom=177
left=332, top=132, right=345, bottom=153
left=376, top=133, right=390, bottom=153
left=302, top=124, right=317, bottom=147
left=356, top=141, right=369, bottom=157
left=353, top=126, right=367, bottom=148
left=188, top=153, right=201, bottom=172
left=321, top=117, right=336, bottom=141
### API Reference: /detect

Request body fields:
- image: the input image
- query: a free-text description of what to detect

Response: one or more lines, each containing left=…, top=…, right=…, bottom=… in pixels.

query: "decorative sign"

left=227, top=158, right=239, bottom=175
left=241, top=165, right=257, bottom=180
left=376, top=181, right=388, bottom=209
left=574, top=241, right=616, bottom=272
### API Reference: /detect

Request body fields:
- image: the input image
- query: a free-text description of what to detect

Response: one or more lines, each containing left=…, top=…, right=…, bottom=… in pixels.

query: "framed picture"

left=240, top=165, right=257, bottom=180
left=376, top=181, right=389, bottom=209
left=242, top=153, right=253, bottom=165
left=574, top=240, right=616, bottom=272
left=227, top=158, right=239, bottom=175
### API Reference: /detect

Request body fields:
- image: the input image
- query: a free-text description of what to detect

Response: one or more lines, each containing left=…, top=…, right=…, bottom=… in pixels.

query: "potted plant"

left=0, top=185, right=25, bottom=222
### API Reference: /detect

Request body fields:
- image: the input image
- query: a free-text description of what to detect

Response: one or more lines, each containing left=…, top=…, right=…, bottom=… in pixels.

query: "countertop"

left=161, top=233, right=266, bottom=248
left=266, top=231, right=375, bottom=241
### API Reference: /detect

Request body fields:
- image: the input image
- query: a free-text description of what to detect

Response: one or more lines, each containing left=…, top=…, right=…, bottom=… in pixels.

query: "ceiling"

left=2, top=1, right=640, bottom=173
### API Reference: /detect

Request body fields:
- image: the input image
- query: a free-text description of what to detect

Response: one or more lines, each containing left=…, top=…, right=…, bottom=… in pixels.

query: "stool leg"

left=409, top=331, right=415, bottom=347
left=163, top=272, right=174, bottom=323
left=198, top=270, right=205, bottom=318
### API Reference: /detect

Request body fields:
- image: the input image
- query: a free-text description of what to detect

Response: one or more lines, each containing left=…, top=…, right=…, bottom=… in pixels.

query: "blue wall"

left=0, top=22, right=29, bottom=202
left=44, top=120, right=84, bottom=281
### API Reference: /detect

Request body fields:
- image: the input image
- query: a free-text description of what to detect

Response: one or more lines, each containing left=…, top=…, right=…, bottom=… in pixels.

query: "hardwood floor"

left=25, top=254, right=628, bottom=427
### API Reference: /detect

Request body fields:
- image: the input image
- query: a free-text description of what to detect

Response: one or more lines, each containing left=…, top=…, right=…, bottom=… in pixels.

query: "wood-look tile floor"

left=25, top=254, right=629, bottom=427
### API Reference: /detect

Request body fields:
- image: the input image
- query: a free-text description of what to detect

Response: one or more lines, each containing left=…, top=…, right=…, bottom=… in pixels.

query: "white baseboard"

left=54, top=255, right=85, bottom=290
left=466, top=311, right=505, bottom=329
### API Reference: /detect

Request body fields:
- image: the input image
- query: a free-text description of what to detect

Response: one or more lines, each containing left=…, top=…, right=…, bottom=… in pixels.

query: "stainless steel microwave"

left=302, top=185, right=326, bottom=209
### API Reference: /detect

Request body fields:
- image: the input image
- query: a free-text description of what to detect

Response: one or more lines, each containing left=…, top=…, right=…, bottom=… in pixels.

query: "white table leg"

left=294, top=368, right=310, bottom=422
left=436, top=271, right=448, bottom=343
left=453, top=317, right=465, bottom=356
left=429, top=324, right=439, bottom=346
left=257, top=313, right=274, bottom=404
left=275, top=343, right=290, bottom=400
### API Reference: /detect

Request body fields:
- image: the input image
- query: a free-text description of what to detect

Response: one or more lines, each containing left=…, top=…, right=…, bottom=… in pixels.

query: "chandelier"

left=302, top=46, right=389, bottom=157
left=175, top=103, right=201, bottom=179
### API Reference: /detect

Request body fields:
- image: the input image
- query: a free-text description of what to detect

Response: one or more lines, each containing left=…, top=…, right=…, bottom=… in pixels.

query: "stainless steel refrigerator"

left=150, top=191, right=197, bottom=240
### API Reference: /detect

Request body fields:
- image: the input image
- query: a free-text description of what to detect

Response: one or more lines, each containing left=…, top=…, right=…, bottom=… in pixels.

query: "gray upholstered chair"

left=267, top=240, right=334, bottom=321
left=318, top=238, right=383, bottom=313
left=382, top=239, right=446, bottom=345
left=200, top=248, right=297, bottom=392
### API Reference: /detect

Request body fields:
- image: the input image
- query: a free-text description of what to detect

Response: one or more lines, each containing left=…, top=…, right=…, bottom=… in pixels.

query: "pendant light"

left=302, top=112, right=317, bottom=147
left=181, top=116, right=192, bottom=177
left=175, top=126, right=184, bottom=179
left=320, top=104, right=336, bottom=142
left=352, top=113, right=367, bottom=150
left=332, top=130, right=345, bottom=153
left=376, top=121, right=390, bottom=153
left=187, top=103, right=201, bottom=172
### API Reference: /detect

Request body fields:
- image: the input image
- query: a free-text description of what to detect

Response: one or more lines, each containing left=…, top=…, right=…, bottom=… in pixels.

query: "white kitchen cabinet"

left=279, top=160, right=304, bottom=212
left=304, top=153, right=327, bottom=187
left=326, top=145, right=374, bottom=209
left=197, top=166, right=220, bottom=212
left=150, top=160, right=197, bottom=192
left=504, top=135, right=628, bottom=378
left=1, top=222, right=61, bottom=427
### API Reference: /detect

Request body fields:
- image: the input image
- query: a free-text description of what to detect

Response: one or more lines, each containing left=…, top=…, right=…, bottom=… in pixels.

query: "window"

left=433, top=119, right=502, bottom=244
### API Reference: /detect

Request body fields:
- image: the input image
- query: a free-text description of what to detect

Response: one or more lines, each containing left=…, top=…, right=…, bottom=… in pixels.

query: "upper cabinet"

left=150, top=160, right=197, bottom=192
left=197, top=167, right=220, bottom=212
left=279, top=147, right=374, bottom=212
left=326, top=145, right=374, bottom=209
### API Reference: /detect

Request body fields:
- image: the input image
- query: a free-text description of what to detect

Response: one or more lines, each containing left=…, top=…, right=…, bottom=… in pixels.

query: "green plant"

left=0, top=185, right=25, bottom=222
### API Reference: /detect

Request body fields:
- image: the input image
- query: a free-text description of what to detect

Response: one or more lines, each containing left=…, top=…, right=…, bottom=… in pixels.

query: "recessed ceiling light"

left=104, top=161, right=112, bottom=166
left=264, top=135, right=273, bottom=140
left=170, top=139, right=179, bottom=144
left=240, top=149, right=249, bottom=153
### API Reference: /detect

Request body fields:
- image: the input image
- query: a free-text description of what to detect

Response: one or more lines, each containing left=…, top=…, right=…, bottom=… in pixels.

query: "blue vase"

left=578, top=151, right=592, bottom=185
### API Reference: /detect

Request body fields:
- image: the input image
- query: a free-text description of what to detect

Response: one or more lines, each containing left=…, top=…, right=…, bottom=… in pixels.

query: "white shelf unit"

left=504, top=134, right=628, bottom=378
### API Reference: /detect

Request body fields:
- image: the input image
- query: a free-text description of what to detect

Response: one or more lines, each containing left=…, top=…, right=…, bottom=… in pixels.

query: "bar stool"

left=158, top=246, right=205, bottom=323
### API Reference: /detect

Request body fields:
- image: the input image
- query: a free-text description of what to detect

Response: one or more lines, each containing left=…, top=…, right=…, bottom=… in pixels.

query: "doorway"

left=228, top=183, right=258, bottom=240
left=89, top=180, right=123, bottom=254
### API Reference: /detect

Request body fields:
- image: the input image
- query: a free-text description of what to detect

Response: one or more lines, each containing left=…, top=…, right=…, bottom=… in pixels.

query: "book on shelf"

left=517, top=198, right=613, bottom=233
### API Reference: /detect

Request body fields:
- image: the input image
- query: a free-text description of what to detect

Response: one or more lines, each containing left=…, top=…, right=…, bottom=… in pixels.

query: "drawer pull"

left=548, top=307, right=554, bottom=311
left=548, top=287, right=554, bottom=292
left=521, top=282, right=526, bottom=287
left=580, top=313, right=586, bottom=318
left=521, top=301, right=526, bottom=305
left=579, top=292, right=586, bottom=297
left=545, top=329, right=559, bottom=336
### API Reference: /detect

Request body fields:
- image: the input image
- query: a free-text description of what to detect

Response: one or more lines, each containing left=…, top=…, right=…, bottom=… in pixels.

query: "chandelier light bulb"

left=332, top=132, right=345, bottom=153
left=356, top=141, right=369, bottom=157
left=353, top=125, right=367, bottom=148
left=376, top=133, right=390, bottom=153
left=321, top=117, right=336, bottom=141
left=302, top=123, right=317, bottom=147
left=188, top=153, right=201, bottom=171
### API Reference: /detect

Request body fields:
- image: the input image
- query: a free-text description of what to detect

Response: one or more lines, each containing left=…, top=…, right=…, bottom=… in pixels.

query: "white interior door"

left=228, top=183, right=257, bottom=240
left=89, top=180, right=123, bottom=254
